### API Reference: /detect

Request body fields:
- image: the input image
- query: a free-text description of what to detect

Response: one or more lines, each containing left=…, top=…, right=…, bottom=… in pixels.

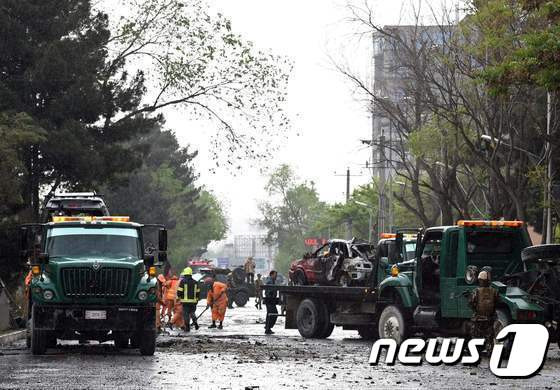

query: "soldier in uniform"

left=468, top=269, right=499, bottom=351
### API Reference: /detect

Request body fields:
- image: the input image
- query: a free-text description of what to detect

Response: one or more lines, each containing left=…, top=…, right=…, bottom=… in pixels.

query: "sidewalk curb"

left=0, top=330, right=26, bottom=347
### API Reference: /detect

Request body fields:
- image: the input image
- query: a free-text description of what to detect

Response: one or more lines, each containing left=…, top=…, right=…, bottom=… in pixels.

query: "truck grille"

left=61, top=267, right=131, bottom=298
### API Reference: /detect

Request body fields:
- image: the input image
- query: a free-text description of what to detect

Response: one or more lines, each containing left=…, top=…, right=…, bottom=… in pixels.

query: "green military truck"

left=264, top=220, right=544, bottom=342
left=21, top=215, right=167, bottom=355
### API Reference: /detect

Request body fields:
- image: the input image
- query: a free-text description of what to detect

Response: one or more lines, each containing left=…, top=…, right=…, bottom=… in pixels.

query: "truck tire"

left=318, top=322, right=335, bottom=339
left=378, top=305, right=407, bottom=344
left=234, top=289, right=249, bottom=307
left=232, top=268, right=246, bottom=285
left=293, top=269, right=307, bottom=286
left=493, top=309, right=512, bottom=356
left=296, top=298, right=325, bottom=338
left=522, top=244, right=560, bottom=262
left=316, top=301, right=333, bottom=339
left=30, top=306, right=47, bottom=355
left=357, top=325, right=378, bottom=340
left=139, top=330, right=156, bottom=356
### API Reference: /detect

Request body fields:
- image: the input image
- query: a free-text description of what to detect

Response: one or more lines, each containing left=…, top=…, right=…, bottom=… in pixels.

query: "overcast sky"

left=167, top=0, right=458, bottom=241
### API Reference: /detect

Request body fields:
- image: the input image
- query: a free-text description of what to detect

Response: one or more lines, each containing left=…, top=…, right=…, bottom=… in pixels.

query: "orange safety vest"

left=165, top=278, right=179, bottom=300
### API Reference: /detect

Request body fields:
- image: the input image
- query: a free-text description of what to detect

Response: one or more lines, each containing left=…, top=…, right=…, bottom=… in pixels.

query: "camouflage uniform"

left=469, top=271, right=499, bottom=348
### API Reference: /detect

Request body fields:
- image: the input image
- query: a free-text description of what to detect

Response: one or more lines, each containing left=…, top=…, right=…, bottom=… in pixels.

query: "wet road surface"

left=1, top=301, right=560, bottom=389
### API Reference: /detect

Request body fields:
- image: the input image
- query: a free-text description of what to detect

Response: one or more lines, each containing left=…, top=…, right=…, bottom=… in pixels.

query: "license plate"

left=85, top=310, right=106, bottom=320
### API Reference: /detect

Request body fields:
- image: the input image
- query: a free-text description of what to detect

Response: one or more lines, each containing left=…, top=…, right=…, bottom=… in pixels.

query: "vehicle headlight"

left=137, top=291, right=148, bottom=301
left=43, top=290, right=54, bottom=300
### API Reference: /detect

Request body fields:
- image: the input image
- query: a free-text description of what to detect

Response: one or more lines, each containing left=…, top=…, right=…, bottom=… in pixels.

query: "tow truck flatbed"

left=262, top=285, right=377, bottom=301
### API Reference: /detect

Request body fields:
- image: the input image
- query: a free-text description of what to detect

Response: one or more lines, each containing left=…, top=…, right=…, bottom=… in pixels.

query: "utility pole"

left=378, top=135, right=386, bottom=236
left=346, top=167, right=352, bottom=240
left=546, top=91, right=553, bottom=244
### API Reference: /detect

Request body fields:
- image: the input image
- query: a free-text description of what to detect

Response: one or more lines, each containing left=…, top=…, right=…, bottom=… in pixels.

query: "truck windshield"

left=465, top=230, right=524, bottom=277
left=466, top=231, right=513, bottom=254
left=46, top=227, right=141, bottom=259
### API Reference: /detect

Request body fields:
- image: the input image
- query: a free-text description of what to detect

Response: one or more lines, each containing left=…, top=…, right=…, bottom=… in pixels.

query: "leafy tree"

left=258, top=165, right=327, bottom=273
left=0, top=0, right=157, bottom=219
left=0, top=111, right=46, bottom=285
left=99, top=0, right=292, bottom=168
left=101, top=125, right=227, bottom=271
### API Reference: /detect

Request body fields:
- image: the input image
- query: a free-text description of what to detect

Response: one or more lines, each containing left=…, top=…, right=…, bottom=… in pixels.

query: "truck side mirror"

left=143, top=253, right=155, bottom=267
left=158, top=229, right=167, bottom=252
left=395, top=233, right=404, bottom=262
left=19, top=227, right=28, bottom=258
left=158, top=251, right=168, bottom=265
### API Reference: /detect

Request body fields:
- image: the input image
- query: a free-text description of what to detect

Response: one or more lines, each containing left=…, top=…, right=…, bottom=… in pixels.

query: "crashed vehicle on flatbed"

left=289, top=238, right=375, bottom=287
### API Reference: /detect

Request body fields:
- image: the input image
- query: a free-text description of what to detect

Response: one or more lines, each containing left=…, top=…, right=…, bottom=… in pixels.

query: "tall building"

left=371, top=25, right=451, bottom=234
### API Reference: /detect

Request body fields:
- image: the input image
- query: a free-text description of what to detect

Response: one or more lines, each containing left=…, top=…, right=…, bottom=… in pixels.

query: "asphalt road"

left=1, top=301, right=560, bottom=389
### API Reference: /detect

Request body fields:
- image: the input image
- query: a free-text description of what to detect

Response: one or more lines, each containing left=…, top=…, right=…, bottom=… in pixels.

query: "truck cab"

left=22, top=216, right=167, bottom=355
left=377, top=220, right=544, bottom=342
left=375, top=231, right=418, bottom=283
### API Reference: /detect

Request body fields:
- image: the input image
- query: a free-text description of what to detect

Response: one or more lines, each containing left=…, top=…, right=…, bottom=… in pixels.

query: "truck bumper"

left=34, top=304, right=155, bottom=332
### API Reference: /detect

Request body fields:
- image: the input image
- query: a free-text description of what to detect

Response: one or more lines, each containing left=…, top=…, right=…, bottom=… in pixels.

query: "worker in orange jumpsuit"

left=162, top=274, right=180, bottom=325
left=206, top=280, right=228, bottom=329
left=156, top=274, right=166, bottom=331
left=171, top=299, right=185, bottom=329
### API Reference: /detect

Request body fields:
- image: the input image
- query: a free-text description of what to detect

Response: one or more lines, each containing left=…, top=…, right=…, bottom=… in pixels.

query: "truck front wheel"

left=378, top=305, right=407, bottom=344
left=30, top=306, right=47, bottom=355
left=493, top=309, right=512, bottom=355
left=139, top=330, right=156, bottom=356
left=296, top=298, right=325, bottom=338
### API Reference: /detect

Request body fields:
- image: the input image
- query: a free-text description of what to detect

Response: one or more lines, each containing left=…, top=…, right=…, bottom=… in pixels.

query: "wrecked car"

left=502, top=244, right=560, bottom=344
left=288, top=238, right=375, bottom=286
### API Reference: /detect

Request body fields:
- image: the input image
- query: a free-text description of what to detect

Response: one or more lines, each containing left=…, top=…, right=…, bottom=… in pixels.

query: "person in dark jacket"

left=264, top=270, right=280, bottom=335
left=177, top=267, right=200, bottom=332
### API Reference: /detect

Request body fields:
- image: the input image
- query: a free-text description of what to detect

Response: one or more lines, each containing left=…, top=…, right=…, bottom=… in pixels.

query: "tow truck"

left=263, top=220, right=544, bottom=342
left=21, top=215, right=167, bottom=355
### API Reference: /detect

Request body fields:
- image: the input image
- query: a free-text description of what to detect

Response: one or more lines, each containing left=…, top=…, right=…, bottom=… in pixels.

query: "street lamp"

left=395, top=181, right=443, bottom=225
left=354, top=200, right=374, bottom=243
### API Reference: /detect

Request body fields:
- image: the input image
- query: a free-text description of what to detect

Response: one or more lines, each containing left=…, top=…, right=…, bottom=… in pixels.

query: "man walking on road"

left=207, top=279, right=228, bottom=329
left=244, top=256, right=256, bottom=284
left=255, top=273, right=263, bottom=310
left=177, top=267, right=200, bottom=332
left=264, top=270, right=280, bottom=335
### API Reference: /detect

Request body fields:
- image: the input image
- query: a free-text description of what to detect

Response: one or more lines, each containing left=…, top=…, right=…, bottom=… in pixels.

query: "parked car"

left=289, top=238, right=375, bottom=287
